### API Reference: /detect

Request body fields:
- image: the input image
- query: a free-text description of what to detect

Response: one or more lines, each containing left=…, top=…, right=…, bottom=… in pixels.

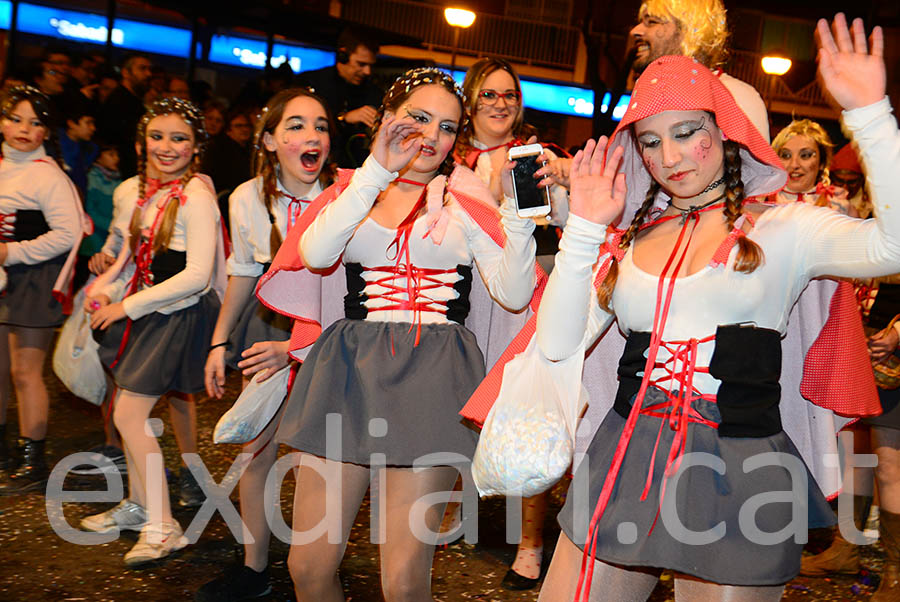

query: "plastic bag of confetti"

left=473, top=336, right=588, bottom=497
left=214, top=365, right=290, bottom=444
left=53, top=286, right=106, bottom=405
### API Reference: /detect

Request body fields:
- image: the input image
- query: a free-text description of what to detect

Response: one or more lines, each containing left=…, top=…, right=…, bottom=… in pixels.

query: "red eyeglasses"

left=478, top=89, right=521, bottom=106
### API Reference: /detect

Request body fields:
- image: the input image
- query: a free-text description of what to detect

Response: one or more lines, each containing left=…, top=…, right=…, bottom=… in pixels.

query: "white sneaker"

left=123, top=521, right=188, bottom=566
left=80, top=500, right=148, bottom=534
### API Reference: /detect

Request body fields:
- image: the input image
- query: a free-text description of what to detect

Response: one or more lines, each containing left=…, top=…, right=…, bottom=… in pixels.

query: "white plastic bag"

left=472, top=336, right=588, bottom=497
left=214, top=365, right=291, bottom=444
left=52, top=287, right=106, bottom=405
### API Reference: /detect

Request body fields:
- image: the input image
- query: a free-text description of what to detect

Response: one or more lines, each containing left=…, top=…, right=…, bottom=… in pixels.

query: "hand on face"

left=373, top=84, right=461, bottom=177
left=568, top=136, right=627, bottom=225
left=371, top=113, right=424, bottom=173
left=816, top=14, right=885, bottom=111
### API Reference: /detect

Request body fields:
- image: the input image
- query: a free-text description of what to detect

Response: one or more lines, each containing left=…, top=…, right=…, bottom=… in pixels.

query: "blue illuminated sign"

left=111, top=17, right=191, bottom=57
left=3, top=2, right=191, bottom=57
left=599, top=92, right=632, bottom=121
left=0, top=1, right=11, bottom=30
left=209, top=34, right=334, bottom=73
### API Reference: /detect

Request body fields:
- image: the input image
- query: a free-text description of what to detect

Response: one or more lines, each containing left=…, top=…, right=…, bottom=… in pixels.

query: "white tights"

left=113, top=389, right=172, bottom=527
left=286, top=453, right=458, bottom=602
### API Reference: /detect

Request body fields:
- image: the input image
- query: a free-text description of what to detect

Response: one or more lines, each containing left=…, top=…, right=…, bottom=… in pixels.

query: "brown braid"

left=129, top=152, right=148, bottom=254
left=251, top=87, right=336, bottom=256
left=129, top=97, right=208, bottom=255
left=129, top=156, right=199, bottom=255
left=721, top=140, right=764, bottom=273
left=597, top=180, right=661, bottom=312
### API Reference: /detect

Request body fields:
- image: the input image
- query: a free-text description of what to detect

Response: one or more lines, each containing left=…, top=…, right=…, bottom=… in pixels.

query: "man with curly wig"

left=630, top=0, right=770, bottom=141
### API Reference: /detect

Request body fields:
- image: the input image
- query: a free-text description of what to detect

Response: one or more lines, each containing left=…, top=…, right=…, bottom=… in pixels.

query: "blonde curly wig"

left=638, top=0, right=729, bottom=68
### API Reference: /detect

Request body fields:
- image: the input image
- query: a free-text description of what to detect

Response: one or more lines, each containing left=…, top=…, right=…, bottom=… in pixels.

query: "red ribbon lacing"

left=0, top=212, right=15, bottom=243
left=373, top=187, right=456, bottom=353
left=108, top=189, right=180, bottom=368
left=574, top=205, right=728, bottom=602
left=855, top=281, right=878, bottom=321
left=458, top=139, right=521, bottom=170
left=142, top=177, right=179, bottom=204
left=284, top=193, right=310, bottom=231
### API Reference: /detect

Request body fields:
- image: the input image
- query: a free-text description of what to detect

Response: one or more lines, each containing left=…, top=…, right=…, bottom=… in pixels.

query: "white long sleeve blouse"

left=300, top=156, right=537, bottom=324
left=99, top=177, right=220, bottom=320
left=0, top=143, right=80, bottom=265
left=537, top=98, right=900, bottom=395
left=227, top=176, right=322, bottom=278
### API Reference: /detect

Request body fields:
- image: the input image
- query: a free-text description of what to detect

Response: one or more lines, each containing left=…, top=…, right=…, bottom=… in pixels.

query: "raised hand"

left=370, top=113, right=424, bottom=173
left=568, top=137, right=627, bottom=225
left=816, top=13, right=885, bottom=111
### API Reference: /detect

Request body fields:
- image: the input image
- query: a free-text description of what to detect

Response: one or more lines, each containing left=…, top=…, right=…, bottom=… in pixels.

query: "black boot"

left=0, top=438, right=49, bottom=495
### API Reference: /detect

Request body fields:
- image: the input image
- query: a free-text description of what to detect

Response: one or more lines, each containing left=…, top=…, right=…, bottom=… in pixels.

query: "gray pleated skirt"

left=94, top=290, right=221, bottom=396
left=864, top=385, right=900, bottom=430
left=0, top=254, right=67, bottom=327
left=558, top=387, right=835, bottom=586
left=225, top=294, right=292, bottom=370
left=276, top=318, right=482, bottom=466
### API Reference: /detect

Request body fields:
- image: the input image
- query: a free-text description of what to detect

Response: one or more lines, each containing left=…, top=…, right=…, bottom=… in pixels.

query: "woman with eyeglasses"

left=449, top=57, right=570, bottom=590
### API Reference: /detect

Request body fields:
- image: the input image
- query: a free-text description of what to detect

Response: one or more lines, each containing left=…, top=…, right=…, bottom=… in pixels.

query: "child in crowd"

left=0, top=85, right=84, bottom=494
left=73, top=142, right=120, bottom=293
left=58, top=99, right=98, bottom=195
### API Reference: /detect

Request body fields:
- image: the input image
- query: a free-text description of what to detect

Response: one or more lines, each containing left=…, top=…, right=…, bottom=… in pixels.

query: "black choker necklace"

left=669, top=193, right=726, bottom=223
left=699, top=175, right=726, bottom=195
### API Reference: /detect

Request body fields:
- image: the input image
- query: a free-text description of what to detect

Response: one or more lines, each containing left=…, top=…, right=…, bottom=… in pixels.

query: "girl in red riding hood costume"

left=255, top=67, right=544, bottom=599
left=473, top=15, right=895, bottom=602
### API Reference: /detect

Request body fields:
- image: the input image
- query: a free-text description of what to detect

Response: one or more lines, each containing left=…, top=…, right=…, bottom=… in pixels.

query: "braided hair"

left=596, top=140, right=764, bottom=312
left=371, top=67, right=467, bottom=178
left=252, top=87, right=335, bottom=256
left=130, top=97, right=208, bottom=254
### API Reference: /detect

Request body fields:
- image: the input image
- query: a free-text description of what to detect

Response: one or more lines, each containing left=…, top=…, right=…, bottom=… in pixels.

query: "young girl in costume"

left=256, top=67, right=539, bottom=600
left=80, top=97, right=225, bottom=566
left=197, top=88, right=333, bottom=601
left=529, top=16, right=897, bottom=601
left=0, top=85, right=83, bottom=494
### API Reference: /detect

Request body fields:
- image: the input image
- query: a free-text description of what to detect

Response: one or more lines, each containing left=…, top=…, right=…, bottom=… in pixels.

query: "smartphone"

left=508, top=143, right=551, bottom=218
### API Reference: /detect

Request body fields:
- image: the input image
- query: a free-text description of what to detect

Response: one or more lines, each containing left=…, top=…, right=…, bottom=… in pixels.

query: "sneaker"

left=70, top=444, right=128, bottom=476
left=195, top=565, right=272, bottom=601
left=124, top=521, right=189, bottom=566
left=80, top=499, right=148, bottom=534
left=178, top=466, right=205, bottom=508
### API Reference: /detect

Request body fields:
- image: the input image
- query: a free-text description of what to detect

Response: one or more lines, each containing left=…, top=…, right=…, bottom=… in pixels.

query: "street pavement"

left=0, top=361, right=889, bottom=600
